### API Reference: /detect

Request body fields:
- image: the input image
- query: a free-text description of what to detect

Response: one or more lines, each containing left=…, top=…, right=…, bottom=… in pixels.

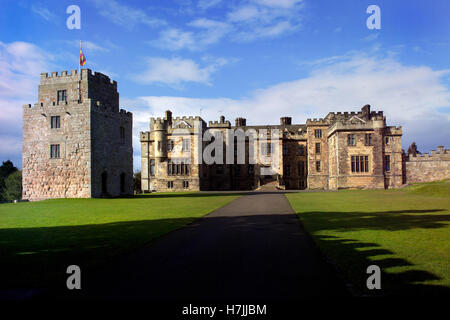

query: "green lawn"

left=0, top=193, right=239, bottom=289
left=286, top=180, right=450, bottom=296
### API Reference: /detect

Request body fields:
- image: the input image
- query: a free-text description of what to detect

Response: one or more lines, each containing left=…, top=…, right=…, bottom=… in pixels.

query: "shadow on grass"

left=297, top=209, right=450, bottom=296
left=301, top=209, right=449, bottom=231
left=1, top=210, right=449, bottom=299
left=0, top=218, right=196, bottom=291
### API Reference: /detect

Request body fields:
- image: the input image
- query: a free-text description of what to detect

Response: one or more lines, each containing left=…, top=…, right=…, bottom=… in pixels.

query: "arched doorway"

left=120, top=172, right=126, bottom=194
left=101, top=171, right=108, bottom=195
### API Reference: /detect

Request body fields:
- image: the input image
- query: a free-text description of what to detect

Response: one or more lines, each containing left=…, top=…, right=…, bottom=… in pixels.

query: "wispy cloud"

left=94, top=0, right=166, bottom=29
left=132, top=56, right=229, bottom=86
left=31, top=4, right=57, bottom=22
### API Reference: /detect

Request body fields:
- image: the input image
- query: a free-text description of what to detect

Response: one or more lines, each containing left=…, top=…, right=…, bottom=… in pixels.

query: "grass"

left=0, top=192, right=239, bottom=290
left=286, top=180, right=450, bottom=296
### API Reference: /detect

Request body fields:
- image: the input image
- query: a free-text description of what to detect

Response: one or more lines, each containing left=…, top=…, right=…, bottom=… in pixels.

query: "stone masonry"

left=22, top=69, right=133, bottom=201
left=405, top=146, right=450, bottom=183
left=140, top=104, right=437, bottom=192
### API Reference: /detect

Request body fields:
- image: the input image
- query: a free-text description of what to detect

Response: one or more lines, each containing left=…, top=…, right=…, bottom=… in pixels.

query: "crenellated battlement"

left=386, top=126, right=402, bottom=135
left=407, top=146, right=449, bottom=161
left=40, top=69, right=117, bottom=88
left=306, top=118, right=328, bottom=125
left=140, top=131, right=151, bottom=141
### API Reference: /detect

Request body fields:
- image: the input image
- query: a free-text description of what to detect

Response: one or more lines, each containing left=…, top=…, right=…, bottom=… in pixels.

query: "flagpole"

left=78, top=40, right=81, bottom=102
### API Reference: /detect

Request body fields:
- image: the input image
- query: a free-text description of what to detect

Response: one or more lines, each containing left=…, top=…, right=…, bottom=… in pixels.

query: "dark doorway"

left=120, top=173, right=126, bottom=193
left=101, top=171, right=108, bottom=195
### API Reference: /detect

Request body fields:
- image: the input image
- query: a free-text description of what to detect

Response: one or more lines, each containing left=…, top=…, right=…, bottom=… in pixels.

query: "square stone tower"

left=22, top=69, right=133, bottom=200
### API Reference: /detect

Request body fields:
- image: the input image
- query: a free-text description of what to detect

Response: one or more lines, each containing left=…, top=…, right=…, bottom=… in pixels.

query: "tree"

left=407, top=142, right=420, bottom=156
left=0, top=160, right=18, bottom=200
left=3, top=170, right=22, bottom=201
left=133, top=171, right=142, bottom=194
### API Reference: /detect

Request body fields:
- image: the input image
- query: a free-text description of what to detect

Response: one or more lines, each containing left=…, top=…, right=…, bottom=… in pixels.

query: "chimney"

left=280, top=117, right=292, bottom=125
left=165, top=110, right=172, bottom=124
left=235, top=117, right=246, bottom=127
left=361, top=104, right=371, bottom=120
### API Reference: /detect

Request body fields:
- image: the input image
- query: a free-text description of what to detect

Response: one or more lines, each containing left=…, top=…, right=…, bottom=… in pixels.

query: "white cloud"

left=0, top=41, right=54, bottom=164
left=31, top=5, right=56, bottom=22
left=197, top=0, right=223, bottom=10
left=251, top=0, right=303, bottom=8
left=153, top=19, right=231, bottom=51
left=129, top=52, right=450, bottom=170
left=227, top=0, right=304, bottom=41
left=94, top=0, right=166, bottom=29
left=133, top=57, right=228, bottom=86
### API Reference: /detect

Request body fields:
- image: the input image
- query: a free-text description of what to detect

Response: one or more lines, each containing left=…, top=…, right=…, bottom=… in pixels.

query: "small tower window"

left=120, top=126, right=125, bottom=139
left=50, top=116, right=60, bottom=129
left=57, top=90, right=67, bottom=103
left=50, top=144, right=60, bottom=158
left=315, top=142, right=321, bottom=154
left=316, top=160, right=321, bottom=172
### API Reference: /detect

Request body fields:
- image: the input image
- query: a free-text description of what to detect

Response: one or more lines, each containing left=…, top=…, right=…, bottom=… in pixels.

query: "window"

left=314, top=129, right=322, bottom=138
left=299, top=180, right=306, bottom=189
left=365, top=133, right=372, bottom=146
left=298, top=161, right=305, bottom=176
left=284, top=164, right=290, bottom=176
left=50, top=144, right=60, bottom=158
left=316, top=161, right=321, bottom=172
left=298, top=145, right=305, bottom=156
left=57, top=90, right=67, bottom=103
left=315, top=142, right=321, bottom=154
left=149, top=159, right=155, bottom=176
left=183, top=181, right=189, bottom=189
left=120, top=126, right=125, bottom=139
left=157, top=141, right=161, bottom=151
left=385, top=155, right=391, bottom=172
left=50, top=116, right=60, bottom=129
left=385, top=137, right=390, bottom=145
left=248, top=164, right=254, bottom=175
left=167, top=181, right=173, bottom=189
left=261, top=142, right=272, bottom=155
left=351, top=156, right=369, bottom=173
left=167, top=140, right=174, bottom=151
left=234, top=165, right=240, bottom=177
left=167, top=159, right=190, bottom=176
left=347, top=134, right=355, bottom=146
left=283, top=144, right=288, bottom=156
left=182, top=138, right=190, bottom=152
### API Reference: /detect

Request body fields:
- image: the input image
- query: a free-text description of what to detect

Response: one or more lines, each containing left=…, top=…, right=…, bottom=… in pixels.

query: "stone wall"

left=22, top=69, right=133, bottom=200
left=405, top=146, right=449, bottom=183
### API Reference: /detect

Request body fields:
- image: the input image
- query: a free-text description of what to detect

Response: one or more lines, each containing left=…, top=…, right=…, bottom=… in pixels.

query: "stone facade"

left=405, top=146, right=450, bottom=183
left=22, top=69, right=133, bottom=201
left=141, top=105, right=420, bottom=191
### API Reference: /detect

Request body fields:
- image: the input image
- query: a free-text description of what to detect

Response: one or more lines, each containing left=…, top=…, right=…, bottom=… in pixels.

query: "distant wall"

left=405, top=146, right=450, bottom=183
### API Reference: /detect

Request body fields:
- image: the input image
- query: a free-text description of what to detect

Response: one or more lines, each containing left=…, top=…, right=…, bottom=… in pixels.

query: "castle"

left=21, top=69, right=449, bottom=199
left=22, top=69, right=133, bottom=201
left=140, top=107, right=449, bottom=192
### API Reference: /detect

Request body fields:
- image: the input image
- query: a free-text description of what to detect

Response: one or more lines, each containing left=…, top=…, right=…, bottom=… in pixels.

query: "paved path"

left=73, top=193, right=349, bottom=300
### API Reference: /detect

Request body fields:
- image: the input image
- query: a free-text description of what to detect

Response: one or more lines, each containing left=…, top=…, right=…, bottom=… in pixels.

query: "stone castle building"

left=21, top=70, right=448, bottom=199
left=140, top=105, right=420, bottom=192
left=22, top=69, right=133, bottom=201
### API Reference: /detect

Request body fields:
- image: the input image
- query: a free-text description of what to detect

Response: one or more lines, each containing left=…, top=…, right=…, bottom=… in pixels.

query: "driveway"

left=61, top=192, right=349, bottom=300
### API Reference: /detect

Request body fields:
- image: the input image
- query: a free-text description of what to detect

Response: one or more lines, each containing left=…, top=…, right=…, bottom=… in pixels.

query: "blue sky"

left=1, top=0, right=449, bottom=170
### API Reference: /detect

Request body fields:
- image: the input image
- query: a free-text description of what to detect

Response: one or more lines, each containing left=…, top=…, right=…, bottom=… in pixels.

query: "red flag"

left=80, top=46, right=86, bottom=66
